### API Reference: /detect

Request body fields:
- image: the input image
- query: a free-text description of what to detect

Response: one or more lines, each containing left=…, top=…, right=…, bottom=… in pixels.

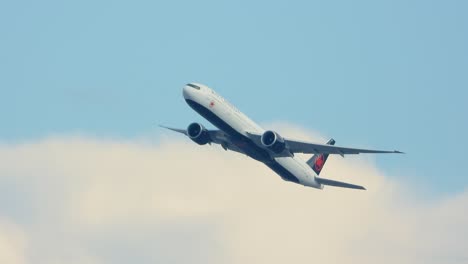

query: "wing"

left=159, top=125, right=246, bottom=154
left=159, top=125, right=187, bottom=135
left=285, top=139, right=403, bottom=156
left=246, top=132, right=403, bottom=156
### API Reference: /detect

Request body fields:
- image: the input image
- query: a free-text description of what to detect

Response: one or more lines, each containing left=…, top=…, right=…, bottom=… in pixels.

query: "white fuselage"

left=183, top=83, right=322, bottom=189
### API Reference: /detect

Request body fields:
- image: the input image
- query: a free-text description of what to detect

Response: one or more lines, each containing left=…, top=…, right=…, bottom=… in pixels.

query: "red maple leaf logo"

left=314, top=155, right=325, bottom=172
left=209, top=101, right=215, bottom=108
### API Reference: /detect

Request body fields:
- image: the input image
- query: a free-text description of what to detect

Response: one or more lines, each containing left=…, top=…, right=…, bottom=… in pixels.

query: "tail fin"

left=306, top=138, right=335, bottom=175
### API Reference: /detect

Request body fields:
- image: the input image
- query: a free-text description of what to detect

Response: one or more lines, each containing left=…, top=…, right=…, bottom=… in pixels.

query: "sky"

left=0, top=0, right=467, bottom=262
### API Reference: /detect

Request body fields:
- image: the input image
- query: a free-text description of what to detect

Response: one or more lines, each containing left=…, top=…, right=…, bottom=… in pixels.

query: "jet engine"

left=187, top=122, right=211, bottom=145
left=261, top=130, right=286, bottom=153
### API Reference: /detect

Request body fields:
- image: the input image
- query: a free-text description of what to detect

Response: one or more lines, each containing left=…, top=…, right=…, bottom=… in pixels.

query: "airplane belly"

left=212, top=106, right=245, bottom=135
left=274, top=157, right=322, bottom=189
left=185, top=98, right=272, bottom=162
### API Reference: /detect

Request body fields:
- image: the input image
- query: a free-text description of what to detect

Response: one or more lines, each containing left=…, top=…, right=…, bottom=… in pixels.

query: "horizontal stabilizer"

left=315, top=177, right=366, bottom=190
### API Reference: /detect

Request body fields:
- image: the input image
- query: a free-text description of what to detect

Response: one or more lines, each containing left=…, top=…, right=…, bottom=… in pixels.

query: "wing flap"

left=315, top=177, right=366, bottom=190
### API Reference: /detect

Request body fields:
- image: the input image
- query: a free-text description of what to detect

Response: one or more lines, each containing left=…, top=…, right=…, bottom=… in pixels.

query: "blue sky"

left=1, top=0, right=467, bottom=195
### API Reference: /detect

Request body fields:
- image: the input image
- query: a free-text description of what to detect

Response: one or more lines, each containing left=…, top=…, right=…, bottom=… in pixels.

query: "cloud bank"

left=0, top=125, right=466, bottom=264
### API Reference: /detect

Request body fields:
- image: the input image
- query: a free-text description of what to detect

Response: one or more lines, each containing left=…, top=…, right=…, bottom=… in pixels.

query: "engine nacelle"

left=187, top=122, right=211, bottom=145
left=261, top=130, right=286, bottom=153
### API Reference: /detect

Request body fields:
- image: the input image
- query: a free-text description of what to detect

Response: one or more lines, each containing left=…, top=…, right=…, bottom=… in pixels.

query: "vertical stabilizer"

left=306, top=138, right=335, bottom=175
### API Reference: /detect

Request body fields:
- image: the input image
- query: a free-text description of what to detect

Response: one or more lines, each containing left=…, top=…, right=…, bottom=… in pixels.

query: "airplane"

left=161, top=83, right=403, bottom=190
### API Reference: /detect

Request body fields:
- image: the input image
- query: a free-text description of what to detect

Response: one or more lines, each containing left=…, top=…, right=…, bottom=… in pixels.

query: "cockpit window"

left=186, top=83, right=201, bottom=90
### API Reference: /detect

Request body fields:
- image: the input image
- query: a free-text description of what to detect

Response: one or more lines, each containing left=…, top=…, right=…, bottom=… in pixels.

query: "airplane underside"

left=185, top=99, right=301, bottom=183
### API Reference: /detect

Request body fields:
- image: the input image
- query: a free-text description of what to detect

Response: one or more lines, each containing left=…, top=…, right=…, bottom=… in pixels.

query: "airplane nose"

left=183, top=85, right=192, bottom=99
left=183, top=83, right=201, bottom=99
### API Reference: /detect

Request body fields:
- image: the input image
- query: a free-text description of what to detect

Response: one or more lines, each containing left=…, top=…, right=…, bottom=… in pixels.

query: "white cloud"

left=0, top=127, right=466, bottom=264
left=0, top=220, right=27, bottom=264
